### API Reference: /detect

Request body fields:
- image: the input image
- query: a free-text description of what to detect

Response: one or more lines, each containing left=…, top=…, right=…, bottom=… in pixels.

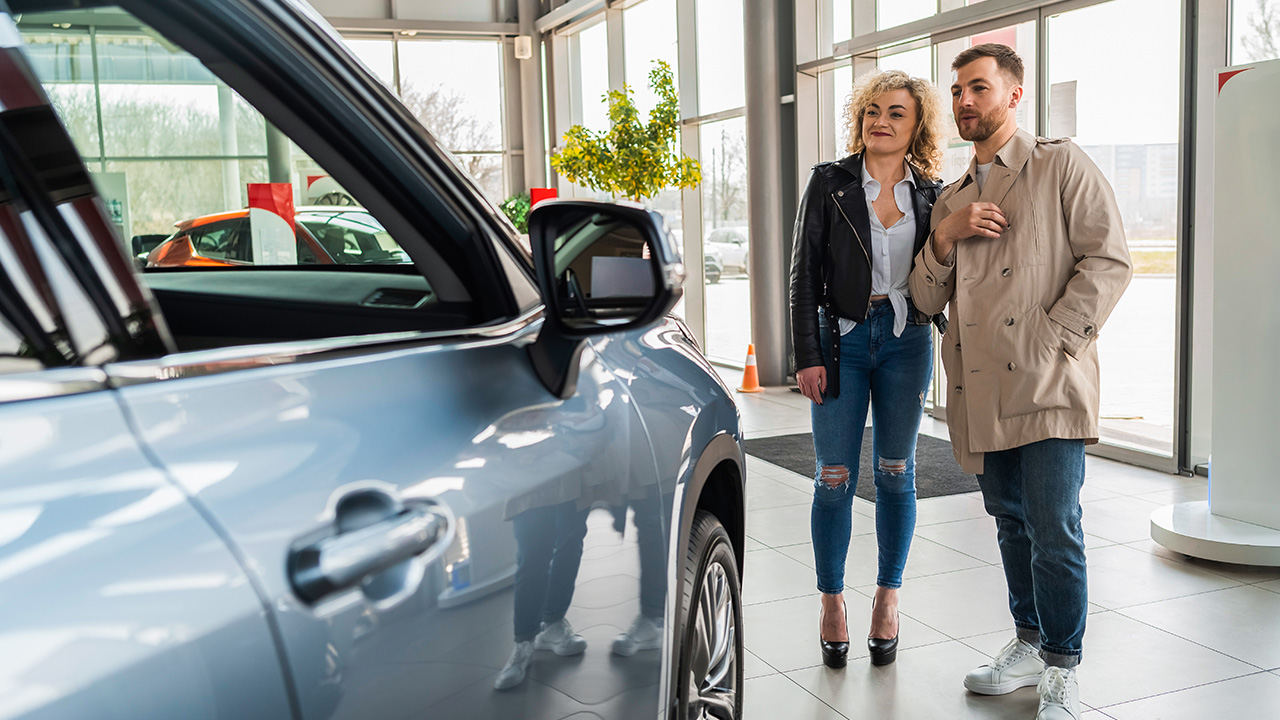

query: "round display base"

left=1151, top=501, right=1280, bottom=567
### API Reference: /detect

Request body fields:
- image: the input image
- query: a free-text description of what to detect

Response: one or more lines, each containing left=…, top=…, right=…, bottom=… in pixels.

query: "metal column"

left=743, top=0, right=788, bottom=385
left=518, top=0, right=548, bottom=190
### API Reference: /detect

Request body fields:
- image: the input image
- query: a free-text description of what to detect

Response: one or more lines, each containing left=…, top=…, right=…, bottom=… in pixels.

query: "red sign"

left=247, top=183, right=295, bottom=231
left=530, top=187, right=558, bottom=206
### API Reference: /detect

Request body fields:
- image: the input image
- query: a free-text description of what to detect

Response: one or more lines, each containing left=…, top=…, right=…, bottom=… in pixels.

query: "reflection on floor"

left=379, top=509, right=662, bottom=720
left=716, top=367, right=1280, bottom=720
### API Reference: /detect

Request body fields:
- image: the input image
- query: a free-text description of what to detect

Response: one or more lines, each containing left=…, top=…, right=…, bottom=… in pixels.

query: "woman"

left=789, top=70, right=947, bottom=668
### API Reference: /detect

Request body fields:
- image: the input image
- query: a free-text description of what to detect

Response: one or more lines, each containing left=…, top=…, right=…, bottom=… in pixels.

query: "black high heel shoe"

left=867, top=599, right=899, bottom=666
left=819, top=601, right=848, bottom=668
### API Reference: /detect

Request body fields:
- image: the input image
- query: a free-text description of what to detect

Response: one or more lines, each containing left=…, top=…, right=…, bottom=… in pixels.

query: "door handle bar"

left=290, top=503, right=449, bottom=603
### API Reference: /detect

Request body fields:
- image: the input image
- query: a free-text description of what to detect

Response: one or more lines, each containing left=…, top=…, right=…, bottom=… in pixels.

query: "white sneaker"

left=611, top=615, right=663, bottom=656
left=493, top=641, right=534, bottom=690
left=534, top=618, right=587, bottom=656
left=963, top=637, right=1044, bottom=695
left=1036, top=666, right=1081, bottom=719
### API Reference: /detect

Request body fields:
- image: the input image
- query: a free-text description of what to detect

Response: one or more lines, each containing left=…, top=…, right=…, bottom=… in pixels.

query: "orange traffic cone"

left=737, top=344, right=765, bottom=393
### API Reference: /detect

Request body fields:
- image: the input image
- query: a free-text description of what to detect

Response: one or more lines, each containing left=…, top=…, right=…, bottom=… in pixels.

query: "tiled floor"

left=717, top=370, right=1280, bottom=719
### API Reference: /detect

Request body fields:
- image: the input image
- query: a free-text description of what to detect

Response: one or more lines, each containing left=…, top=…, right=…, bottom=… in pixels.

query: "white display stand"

left=1150, top=59, right=1280, bottom=566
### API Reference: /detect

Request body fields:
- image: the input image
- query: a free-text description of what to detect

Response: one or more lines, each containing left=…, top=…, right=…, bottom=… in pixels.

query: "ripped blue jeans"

left=810, top=303, right=933, bottom=593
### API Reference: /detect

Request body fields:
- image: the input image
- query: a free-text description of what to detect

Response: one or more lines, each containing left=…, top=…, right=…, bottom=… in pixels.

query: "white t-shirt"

left=975, top=162, right=994, bottom=192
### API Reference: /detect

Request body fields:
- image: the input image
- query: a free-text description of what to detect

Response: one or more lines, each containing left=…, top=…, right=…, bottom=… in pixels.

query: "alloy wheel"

left=686, top=560, right=737, bottom=719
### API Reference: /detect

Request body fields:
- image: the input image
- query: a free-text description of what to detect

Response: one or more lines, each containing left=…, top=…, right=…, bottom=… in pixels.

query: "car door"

left=0, top=26, right=293, bottom=717
left=9, top=2, right=670, bottom=718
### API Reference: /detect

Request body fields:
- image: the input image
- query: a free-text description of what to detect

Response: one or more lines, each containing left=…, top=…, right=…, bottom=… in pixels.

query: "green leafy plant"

left=499, top=191, right=530, bottom=233
left=551, top=60, right=701, bottom=202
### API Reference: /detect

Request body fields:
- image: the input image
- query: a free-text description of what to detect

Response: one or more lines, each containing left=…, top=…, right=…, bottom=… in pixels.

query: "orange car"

left=145, top=206, right=409, bottom=267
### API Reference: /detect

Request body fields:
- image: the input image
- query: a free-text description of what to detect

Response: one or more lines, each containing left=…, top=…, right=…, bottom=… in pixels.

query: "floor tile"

left=744, top=672, right=847, bottom=720
left=743, top=592, right=950, bottom=673
left=914, top=517, right=1002, bottom=565
left=1075, top=612, right=1256, bottom=708
left=1098, top=670, right=1280, bottom=719
left=746, top=474, right=813, bottom=512
left=1260, top=578, right=1280, bottom=595
left=1080, top=495, right=1166, bottom=544
left=743, top=548, right=820, bottom=605
left=776, top=534, right=987, bottom=586
left=913, top=493, right=990, bottom=527
left=860, top=566, right=1013, bottom=640
left=1084, top=464, right=1204, bottom=498
left=787, top=640, right=1042, bottom=720
left=1132, top=482, right=1209, bottom=506
left=1118, top=585, right=1280, bottom=668
left=1125, top=538, right=1280, bottom=584
left=1086, top=544, right=1241, bottom=610
left=744, top=648, right=778, bottom=680
left=746, top=503, right=821, bottom=548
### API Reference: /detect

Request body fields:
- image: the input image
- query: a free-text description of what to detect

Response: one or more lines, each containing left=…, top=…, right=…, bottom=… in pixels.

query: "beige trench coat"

left=908, top=129, right=1133, bottom=474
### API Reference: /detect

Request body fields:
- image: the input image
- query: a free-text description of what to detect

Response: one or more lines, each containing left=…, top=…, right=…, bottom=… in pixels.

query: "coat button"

left=956, top=344, right=961, bottom=351
left=1002, top=268, right=1012, bottom=277
left=1005, top=317, right=1015, bottom=326
left=1084, top=325, right=1095, bottom=336
left=837, top=190, right=844, bottom=197
left=926, top=276, right=935, bottom=285
left=954, top=386, right=962, bottom=394
left=1008, top=362, right=1017, bottom=371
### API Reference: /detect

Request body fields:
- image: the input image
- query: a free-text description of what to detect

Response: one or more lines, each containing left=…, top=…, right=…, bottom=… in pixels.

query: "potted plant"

left=551, top=60, right=701, bottom=203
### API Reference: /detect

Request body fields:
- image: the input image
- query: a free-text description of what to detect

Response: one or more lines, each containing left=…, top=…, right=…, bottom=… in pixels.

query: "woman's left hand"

left=797, top=366, right=826, bottom=405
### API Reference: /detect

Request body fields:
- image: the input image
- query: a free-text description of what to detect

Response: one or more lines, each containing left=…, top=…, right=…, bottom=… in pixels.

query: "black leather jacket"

left=789, top=152, right=947, bottom=398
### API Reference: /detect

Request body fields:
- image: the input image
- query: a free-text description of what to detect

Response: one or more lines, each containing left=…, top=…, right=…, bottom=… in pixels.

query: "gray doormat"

left=744, top=432, right=978, bottom=502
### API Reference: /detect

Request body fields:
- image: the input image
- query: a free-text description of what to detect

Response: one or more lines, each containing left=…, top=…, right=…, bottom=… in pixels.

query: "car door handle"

left=289, top=501, right=450, bottom=604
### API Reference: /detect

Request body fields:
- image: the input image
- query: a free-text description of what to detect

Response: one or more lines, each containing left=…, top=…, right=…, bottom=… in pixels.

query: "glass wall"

left=398, top=40, right=507, bottom=201
left=700, top=117, right=751, bottom=363
left=696, top=0, right=746, bottom=114
left=878, top=0, right=938, bottom=30
left=576, top=20, right=611, bottom=135
left=625, top=0, right=683, bottom=236
left=1231, top=0, right=1280, bottom=63
left=1047, top=0, right=1180, bottom=455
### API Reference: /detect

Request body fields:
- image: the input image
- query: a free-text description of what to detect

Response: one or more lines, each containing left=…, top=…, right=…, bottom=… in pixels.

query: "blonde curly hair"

left=842, top=69, right=946, bottom=181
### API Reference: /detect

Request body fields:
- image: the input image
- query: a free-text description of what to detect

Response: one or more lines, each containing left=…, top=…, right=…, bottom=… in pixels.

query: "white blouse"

left=838, top=160, right=917, bottom=338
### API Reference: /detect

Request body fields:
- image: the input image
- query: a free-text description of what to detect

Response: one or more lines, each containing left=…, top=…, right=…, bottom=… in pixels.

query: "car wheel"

left=677, top=510, right=742, bottom=720
left=705, top=269, right=721, bottom=284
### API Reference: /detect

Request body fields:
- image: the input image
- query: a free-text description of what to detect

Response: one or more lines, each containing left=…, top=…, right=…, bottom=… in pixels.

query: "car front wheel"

left=677, top=510, right=743, bottom=720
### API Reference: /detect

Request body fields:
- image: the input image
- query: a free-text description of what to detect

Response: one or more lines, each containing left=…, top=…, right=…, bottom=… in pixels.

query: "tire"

left=705, top=269, right=721, bottom=284
left=676, top=510, right=743, bottom=720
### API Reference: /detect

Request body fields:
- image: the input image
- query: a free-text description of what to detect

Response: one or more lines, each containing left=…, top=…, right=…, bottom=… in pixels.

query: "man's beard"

left=957, top=109, right=1003, bottom=142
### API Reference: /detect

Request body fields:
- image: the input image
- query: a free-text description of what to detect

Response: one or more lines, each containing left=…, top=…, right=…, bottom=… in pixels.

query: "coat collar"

left=945, top=128, right=1035, bottom=212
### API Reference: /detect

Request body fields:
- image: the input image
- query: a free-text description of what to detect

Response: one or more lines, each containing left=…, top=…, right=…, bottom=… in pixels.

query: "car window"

left=190, top=221, right=250, bottom=262
left=17, top=9, right=416, bottom=271
left=9, top=3, right=504, bottom=353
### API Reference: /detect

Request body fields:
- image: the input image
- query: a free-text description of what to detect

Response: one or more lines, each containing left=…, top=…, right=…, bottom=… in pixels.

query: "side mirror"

left=527, top=200, right=684, bottom=398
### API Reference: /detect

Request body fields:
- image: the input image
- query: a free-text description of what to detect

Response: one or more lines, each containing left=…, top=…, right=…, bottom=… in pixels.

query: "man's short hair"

left=951, top=43, right=1025, bottom=86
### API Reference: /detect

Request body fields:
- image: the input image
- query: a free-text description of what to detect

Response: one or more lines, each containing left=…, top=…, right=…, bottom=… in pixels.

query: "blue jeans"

left=977, top=438, right=1087, bottom=668
left=511, top=502, right=591, bottom=642
left=810, top=303, right=933, bottom=593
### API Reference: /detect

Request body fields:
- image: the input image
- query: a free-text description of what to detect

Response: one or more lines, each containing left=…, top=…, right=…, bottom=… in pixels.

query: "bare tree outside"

left=401, top=81, right=505, bottom=200
left=705, top=125, right=748, bottom=227
left=1241, top=0, right=1280, bottom=62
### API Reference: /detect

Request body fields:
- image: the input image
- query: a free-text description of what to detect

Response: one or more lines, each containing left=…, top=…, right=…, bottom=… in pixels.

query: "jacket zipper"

left=831, top=193, right=874, bottom=318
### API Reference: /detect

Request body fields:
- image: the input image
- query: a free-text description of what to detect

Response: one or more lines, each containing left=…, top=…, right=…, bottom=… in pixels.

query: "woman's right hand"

left=797, top=366, right=827, bottom=405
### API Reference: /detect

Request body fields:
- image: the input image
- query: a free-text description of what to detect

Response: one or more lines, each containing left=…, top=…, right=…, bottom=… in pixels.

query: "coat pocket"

left=997, top=305, right=1074, bottom=419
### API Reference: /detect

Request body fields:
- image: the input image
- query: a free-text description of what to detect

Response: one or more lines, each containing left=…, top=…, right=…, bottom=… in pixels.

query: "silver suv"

left=0, top=1, right=745, bottom=718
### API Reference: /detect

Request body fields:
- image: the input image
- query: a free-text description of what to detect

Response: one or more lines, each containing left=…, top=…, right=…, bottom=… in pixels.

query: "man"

left=908, top=44, right=1132, bottom=720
